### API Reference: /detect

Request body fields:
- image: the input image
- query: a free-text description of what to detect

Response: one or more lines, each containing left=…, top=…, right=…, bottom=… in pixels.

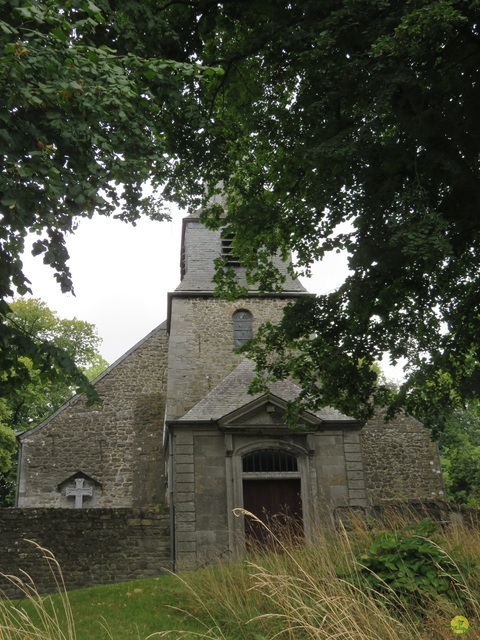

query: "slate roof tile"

left=179, top=359, right=355, bottom=422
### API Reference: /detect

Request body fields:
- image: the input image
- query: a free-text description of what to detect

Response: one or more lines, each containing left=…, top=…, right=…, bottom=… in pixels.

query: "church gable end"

left=361, top=411, right=444, bottom=502
left=17, top=324, right=169, bottom=509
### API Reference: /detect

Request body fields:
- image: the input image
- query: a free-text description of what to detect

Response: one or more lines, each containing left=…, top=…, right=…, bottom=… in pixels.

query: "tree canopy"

left=0, top=298, right=108, bottom=505
left=439, top=403, right=480, bottom=507
left=4, top=298, right=108, bottom=430
left=2, top=0, right=480, bottom=432
left=182, top=0, right=480, bottom=433
left=0, top=0, right=219, bottom=400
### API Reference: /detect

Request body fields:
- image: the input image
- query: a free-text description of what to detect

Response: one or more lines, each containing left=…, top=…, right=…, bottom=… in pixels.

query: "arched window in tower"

left=233, top=310, right=253, bottom=347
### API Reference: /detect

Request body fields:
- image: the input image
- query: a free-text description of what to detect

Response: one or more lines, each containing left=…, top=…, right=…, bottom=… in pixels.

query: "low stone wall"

left=334, top=500, right=480, bottom=529
left=0, top=508, right=171, bottom=597
left=369, top=499, right=480, bottom=527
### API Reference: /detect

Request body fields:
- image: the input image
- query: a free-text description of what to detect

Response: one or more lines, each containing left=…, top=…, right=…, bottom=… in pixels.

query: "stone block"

left=346, top=461, right=364, bottom=471
left=175, top=444, right=194, bottom=455
left=344, top=444, right=361, bottom=453
left=349, top=489, right=367, bottom=500
left=316, top=435, right=337, bottom=446
left=176, top=553, right=197, bottom=570
left=329, top=485, right=349, bottom=499
left=175, top=473, right=194, bottom=484
left=175, top=464, right=195, bottom=474
left=176, top=492, right=195, bottom=503
left=174, top=433, right=194, bottom=446
left=127, top=518, right=154, bottom=526
left=345, top=452, right=363, bottom=462
left=175, top=511, right=196, bottom=523
left=346, top=471, right=365, bottom=481
left=176, top=541, right=196, bottom=553
left=343, top=433, right=361, bottom=444
left=175, top=482, right=195, bottom=493
left=175, top=501, right=195, bottom=512
left=322, top=474, right=347, bottom=487
left=347, top=480, right=366, bottom=490
left=176, top=531, right=196, bottom=542
left=176, top=522, right=196, bottom=532
left=349, top=498, right=368, bottom=508
left=320, top=464, right=346, bottom=477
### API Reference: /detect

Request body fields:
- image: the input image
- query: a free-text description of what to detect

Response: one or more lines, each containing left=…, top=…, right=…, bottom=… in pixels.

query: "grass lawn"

left=5, top=570, right=213, bottom=640
left=66, top=574, right=207, bottom=640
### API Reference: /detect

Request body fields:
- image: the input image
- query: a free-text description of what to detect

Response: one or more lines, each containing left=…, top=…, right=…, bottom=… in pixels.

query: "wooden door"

left=243, top=478, right=303, bottom=548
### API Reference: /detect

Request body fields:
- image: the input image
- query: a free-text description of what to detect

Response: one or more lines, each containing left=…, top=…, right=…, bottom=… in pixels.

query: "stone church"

left=16, top=214, right=444, bottom=569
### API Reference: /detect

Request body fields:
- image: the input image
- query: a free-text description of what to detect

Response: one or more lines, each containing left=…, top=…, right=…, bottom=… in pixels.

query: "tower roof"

left=176, top=215, right=307, bottom=294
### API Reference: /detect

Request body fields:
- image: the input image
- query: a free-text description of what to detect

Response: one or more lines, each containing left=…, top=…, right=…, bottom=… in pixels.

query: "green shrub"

left=353, top=519, right=475, bottom=617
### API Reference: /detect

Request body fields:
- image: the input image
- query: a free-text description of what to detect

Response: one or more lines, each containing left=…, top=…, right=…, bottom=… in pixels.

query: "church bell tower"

left=165, top=214, right=307, bottom=422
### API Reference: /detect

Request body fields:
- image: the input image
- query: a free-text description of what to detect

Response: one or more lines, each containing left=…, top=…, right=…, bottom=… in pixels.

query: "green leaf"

left=0, top=197, right=16, bottom=207
left=51, top=27, right=68, bottom=42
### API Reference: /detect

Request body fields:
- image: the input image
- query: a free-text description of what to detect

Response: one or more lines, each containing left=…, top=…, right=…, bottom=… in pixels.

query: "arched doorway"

left=242, top=449, right=303, bottom=548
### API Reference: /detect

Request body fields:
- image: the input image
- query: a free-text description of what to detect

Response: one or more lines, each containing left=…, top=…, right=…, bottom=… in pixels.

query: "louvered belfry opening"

left=221, top=233, right=240, bottom=267
left=180, top=243, right=186, bottom=279
left=243, top=449, right=298, bottom=473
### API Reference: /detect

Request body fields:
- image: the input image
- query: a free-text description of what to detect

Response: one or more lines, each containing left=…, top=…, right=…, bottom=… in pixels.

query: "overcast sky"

left=21, top=205, right=355, bottom=367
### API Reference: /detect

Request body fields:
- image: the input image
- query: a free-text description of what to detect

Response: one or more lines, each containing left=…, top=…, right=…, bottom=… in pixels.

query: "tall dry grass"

left=171, top=510, right=480, bottom=640
left=0, top=540, right=76, bottom=640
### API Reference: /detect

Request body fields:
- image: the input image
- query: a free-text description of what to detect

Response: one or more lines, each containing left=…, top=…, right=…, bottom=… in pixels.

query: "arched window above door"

left=243, top=449, right=298, bottom=473
left=233, top=310, right=253, bottom=347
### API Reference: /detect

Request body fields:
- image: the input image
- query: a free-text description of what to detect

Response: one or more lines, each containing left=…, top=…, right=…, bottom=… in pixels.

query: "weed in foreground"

left=0, top=540, right=75, bottom=640
left=351, top=519, right=478, bottom=620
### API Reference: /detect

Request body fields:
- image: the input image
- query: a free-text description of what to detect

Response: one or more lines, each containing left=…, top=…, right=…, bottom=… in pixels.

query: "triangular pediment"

left=217, top=393, right=321, bottom=431
left=57, top=470, right=102, bottom=492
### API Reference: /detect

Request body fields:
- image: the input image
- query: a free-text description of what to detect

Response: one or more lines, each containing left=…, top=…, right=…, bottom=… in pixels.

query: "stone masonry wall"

left=361, top=411, right=444, bottom=502
left=313, top=428, right=368, bottom=516
left=18, top=325, right=169, bottom=508
left=0, top=508, right=171, bottom=597
left=166, top=296, right=298, bottom=420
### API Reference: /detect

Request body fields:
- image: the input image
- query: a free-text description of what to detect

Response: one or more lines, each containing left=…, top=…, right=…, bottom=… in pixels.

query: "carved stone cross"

left=66, top=478, right=93, bottom=508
